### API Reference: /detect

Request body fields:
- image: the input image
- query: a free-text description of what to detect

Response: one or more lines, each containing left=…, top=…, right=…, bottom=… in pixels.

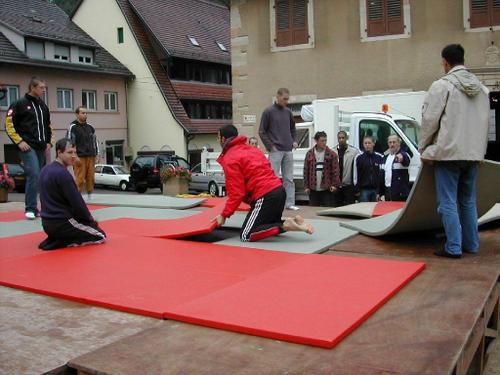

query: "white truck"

left=201, top=92, right=426, bottom=199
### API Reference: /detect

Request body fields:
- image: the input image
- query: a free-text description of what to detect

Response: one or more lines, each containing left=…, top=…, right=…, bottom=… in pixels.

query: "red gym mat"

left=372, top=201, right=405, bottom=217
left=200, top=197, right=250, bottom=211
left=99, top=204, right=224, bottom=238
left=0, top=233, right=425, bottom=348
left=0, top=204, right=110, bottom=222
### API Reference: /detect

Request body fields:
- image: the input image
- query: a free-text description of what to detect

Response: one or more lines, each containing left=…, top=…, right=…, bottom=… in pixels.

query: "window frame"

left=270, top=0, right=315, bottom=53
left=104, top=91, right=118, bottom=112
left=0, top=85, right=19, bottom=109
left=463, top=0, right=500, bottom=32
left=117, top=27, right=124, bottom=44
left=54, top=43, right=70, bottom=61
left=359, top=0, right=411, bottom=42
left=78, top=48, right=94, bottom=64
left=82, top=90, right=97, bottom=111
left=56, top=88, right=74, bottom=110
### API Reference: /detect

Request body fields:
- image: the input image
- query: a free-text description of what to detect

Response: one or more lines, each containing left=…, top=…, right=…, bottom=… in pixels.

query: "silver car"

left=189, top=163, right=226, bottom=196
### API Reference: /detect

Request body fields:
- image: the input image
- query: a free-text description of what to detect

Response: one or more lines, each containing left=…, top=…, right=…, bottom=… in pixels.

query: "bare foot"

left=283, top=217, right=314, bottom=235
left=293, top=215, right=304, bottom=225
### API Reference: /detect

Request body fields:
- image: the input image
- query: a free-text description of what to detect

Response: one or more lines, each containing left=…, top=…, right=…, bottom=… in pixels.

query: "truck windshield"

left=395, top=120, right=419, bottom=148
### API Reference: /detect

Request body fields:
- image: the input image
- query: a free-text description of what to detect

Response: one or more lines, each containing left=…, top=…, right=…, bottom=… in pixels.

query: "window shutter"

left=367, top=0, right=386, bottom=37
left=275, top=0, right=308, bottom=47
left=492, top=0, right=500, bottom=25
left=470, top=0, right=490, bottom=27
left=276, top=0, right=292, bottom=47
left=292, top=0, right=308, bottom=45
left=386, top=0, right=404, bottom=35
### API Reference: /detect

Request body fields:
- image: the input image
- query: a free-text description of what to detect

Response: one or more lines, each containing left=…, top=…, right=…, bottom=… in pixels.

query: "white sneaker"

left=286, top=205, right=300, bottom=211
left=25, top=212, right=36, bottom=220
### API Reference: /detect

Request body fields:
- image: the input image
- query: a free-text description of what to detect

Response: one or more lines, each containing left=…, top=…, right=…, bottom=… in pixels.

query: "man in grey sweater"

left=259, top=88, right=299, bottom=210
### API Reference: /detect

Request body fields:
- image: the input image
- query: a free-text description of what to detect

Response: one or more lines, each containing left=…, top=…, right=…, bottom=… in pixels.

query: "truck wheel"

left=136, top=186, right=147, bottom=194
left=119, top=181, right=128, bottom=191
left=209, top=182, right=218, bottom=197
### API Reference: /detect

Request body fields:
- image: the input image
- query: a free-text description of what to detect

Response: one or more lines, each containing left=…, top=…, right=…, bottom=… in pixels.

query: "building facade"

left=0, top=0, right=132, bottom=165
left=73, top=0, right=232, bottom=163
left=231, top=0, right=500, bottom=159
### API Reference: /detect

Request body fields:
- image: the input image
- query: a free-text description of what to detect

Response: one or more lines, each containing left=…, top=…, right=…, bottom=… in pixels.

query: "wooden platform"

left=67, top=221, right=500, bottom=375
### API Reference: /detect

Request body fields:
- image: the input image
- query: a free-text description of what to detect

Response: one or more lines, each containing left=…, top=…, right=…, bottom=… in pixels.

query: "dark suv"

left=129, top=153, right=190, bottom=193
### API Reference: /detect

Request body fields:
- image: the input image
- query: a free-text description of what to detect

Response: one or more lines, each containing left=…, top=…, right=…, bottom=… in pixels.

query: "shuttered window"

left=469, top=0, right=500, bottom=28
left=275, top=0, right=309, bottom=47
left=366, top=0, right=404, bottom=37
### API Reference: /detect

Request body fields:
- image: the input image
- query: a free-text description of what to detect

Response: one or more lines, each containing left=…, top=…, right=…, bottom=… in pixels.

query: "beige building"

left=73, top=0, right=232, bottom=163
left=231, top=0, right=500, bottom=160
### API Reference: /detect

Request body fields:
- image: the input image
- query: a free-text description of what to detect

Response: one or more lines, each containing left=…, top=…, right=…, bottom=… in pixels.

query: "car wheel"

left=119, top=181, right=128, bottom=191
left=136, top=186, right=147, bottom=194
left=209, top=182, right=218, bottom=197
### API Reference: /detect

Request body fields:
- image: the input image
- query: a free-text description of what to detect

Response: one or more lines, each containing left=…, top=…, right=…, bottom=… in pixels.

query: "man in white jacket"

left=419, top=44, right=489, bottom=259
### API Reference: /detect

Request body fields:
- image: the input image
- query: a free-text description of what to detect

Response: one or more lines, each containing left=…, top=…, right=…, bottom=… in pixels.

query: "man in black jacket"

left=68, top=106, right=99, bottom=198
left=5, top=77, right=52, bottom=220
left=353, top=136, right=384, bottom=202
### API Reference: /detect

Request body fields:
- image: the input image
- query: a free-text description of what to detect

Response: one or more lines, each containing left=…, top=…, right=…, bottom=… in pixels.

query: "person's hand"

left=271, top=145, right=278, bottom=152
left=420, top=157, right=433, bottom=165
left=379, top=195, right=385, bottom=201
left=292, top=142, right=298, bottom=150
left=18, top=141, right=31, bottom=152
left=395, top=153, right=403, bottom=163
left=330, top=186, right=337, bottom=193
left=45, top=143, right=52, bottom=151
left=215, top=214, right=226, bottom=227
left=304, top=188, right=310, bottom=195
left=354, top=191, right=360, bottom=196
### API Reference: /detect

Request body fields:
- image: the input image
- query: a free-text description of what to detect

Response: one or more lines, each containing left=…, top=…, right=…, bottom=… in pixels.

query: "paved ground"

left=0, top=192, right=498, bottom=374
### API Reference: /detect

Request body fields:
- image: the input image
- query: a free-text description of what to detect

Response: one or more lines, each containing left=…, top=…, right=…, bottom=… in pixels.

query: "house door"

left=105, top=140, right=124, bottom=165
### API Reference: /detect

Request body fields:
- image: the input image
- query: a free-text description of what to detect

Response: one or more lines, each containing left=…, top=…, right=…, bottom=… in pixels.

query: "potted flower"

left=160, top=165, right=191, bottom=196
left=0, top=171, right=15, bottom=203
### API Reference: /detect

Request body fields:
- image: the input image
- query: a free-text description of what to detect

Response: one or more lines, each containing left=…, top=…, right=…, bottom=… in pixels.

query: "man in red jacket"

left=215, top=125, right=313, bottom=242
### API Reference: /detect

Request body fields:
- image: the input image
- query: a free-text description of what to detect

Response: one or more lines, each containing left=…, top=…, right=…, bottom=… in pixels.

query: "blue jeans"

left=434, top=161, right=479, bottom=255
left=359, top=188, right=377, bottom=202
left=19, top=148, right=46, bottom=213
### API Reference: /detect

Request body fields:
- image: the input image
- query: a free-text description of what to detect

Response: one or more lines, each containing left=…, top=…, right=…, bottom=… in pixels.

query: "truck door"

left=358, top=119, right=420, bottom=182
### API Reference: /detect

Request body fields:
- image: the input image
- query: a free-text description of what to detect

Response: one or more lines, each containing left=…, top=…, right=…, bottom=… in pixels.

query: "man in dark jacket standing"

left=380, top=135, right=410, bottom=201
left=353, top=136, right=384, bottom=202
left=215, top=125, right=313, bottom=242
left=259, top=88, right=299, bottom=211
left=303, top=131, right=340, bottom=206
left=68, top=106, right=99, bottom=199
left=5, top=77, right=52, bottom=220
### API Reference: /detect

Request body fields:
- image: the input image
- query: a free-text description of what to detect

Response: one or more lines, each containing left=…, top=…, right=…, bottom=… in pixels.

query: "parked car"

left=94, top=164, right=130, bottom=191
left=0, top=162, right=26, bottom=193
left=189, top=163, right=226, bottom=196
left=129, top=154, right=190, bottom=193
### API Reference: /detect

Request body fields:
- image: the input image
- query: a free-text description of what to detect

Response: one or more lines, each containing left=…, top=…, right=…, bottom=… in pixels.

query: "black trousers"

left=240, top=186, right=286, bottom=242
left=308, top=189, right=333, bottom=207
left=333, top=184, right=356, bottom=207
left=40, top=218, right=106, bottom=250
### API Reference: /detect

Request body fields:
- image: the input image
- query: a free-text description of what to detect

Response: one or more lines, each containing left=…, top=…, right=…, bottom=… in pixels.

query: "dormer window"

left=216, top=41, right=227, bottom=51
left=54, top=44, right=70, bottom=61
left=188, top=36, right=200, bottom=47
left=78, top=48, right=93, bottom=64
left=26, top=39, right=45, bottom=59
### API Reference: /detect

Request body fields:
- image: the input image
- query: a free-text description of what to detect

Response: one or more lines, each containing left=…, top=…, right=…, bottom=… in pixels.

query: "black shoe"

left=434, top=249, right=461, bottom=259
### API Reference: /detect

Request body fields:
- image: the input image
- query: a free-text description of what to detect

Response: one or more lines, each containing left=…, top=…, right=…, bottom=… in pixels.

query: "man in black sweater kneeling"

left=38, top=138, right=106, bottom=251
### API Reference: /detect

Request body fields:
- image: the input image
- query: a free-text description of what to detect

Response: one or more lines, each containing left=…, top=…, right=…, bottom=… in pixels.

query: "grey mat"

left=216, top=219, right=358, bottom=254
left=83, top=194, right=206, bottom=209
left=340, top=160, right=500, bottom=236
left=0, top=207, right=197, bottom=238
left=318, top=202, right=378, bottom=218
left=478, top=203, right=500, bottom=226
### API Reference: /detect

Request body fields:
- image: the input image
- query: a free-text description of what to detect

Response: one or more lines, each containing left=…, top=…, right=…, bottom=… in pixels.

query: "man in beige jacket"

left=419, top=44, right=489, bottom=259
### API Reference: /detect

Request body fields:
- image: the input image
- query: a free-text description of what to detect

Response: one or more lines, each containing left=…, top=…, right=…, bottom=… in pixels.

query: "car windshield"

left=395, top=120, right=420, bottom=148
left=114, top=166, right=128, bottom=174
left=134, top=156, right=155, bottom=167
